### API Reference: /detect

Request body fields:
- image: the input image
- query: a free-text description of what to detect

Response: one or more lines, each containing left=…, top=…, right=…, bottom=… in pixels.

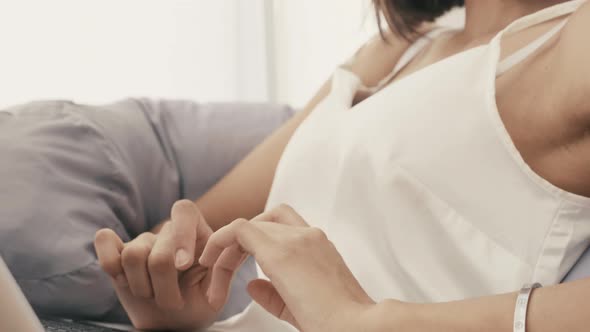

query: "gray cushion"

left=562, top=246, right=590, bottom=282
left=0, top=99, right=294, bottom=321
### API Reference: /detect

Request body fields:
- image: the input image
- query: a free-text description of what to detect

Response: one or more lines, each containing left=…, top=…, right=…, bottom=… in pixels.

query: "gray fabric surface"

left=563, top=246, right=590, bottom=282
left=0, top=99, right=294, bottom=322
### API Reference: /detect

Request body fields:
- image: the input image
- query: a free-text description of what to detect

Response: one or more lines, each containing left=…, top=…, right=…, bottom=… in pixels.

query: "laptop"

left=0, top=256, right=139, bottom=332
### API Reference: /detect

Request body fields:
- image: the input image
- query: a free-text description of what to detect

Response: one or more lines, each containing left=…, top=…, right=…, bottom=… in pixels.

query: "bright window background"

left=271, top=0, right=378, bottom=107
left=0, top=0, right=464, bottom=109
left=0, top=0, right=270, bottom=108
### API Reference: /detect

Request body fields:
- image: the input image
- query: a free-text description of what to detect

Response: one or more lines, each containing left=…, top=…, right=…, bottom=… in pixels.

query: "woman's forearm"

left=377, top=278, right=590, bottom=331
left=147, top=81, right=330, bottom=235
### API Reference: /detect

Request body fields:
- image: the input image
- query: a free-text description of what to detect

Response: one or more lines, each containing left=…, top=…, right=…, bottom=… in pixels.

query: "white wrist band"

left=513, top=283, right=541, bottom=332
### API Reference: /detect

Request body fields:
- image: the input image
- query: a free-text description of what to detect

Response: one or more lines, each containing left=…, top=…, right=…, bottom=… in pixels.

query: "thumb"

left=170, top=200, right=202, bottom=270
left=247, top=279, right=298, bottom=329
left=94, top=228, right=125, bottom=278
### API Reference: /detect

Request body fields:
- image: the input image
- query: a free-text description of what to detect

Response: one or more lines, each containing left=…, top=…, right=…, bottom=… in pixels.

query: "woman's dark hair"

left=373, top=0, right=465, bottom=40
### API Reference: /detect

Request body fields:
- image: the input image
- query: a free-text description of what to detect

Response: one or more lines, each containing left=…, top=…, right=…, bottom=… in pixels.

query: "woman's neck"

left=463, top=0, right=569, bottom=38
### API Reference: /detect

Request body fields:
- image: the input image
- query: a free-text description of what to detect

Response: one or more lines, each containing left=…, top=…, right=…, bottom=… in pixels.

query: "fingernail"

left=206, top=289, right=214, bottom=307
left=115, top=275, right=128, bottom=287
left=175, top=249, right=191, bottom=268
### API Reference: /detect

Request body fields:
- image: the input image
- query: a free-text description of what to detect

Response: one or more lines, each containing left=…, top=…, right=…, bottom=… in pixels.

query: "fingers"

left=247, top=279, right=298, bottom=329
left=200, top=204, right=306, bottom=267
left=199, top=219, right=275, bottom=310
left=170, top=200, right=200, bottom=270
left=206, top=244, right=248, bottom=311
left=121, top=232, right=156, bottom=298
left=148, top=222, right=184, bottom=309
left=199, top=219, right=270, bottom=268
left=253, top=204, right=308, bottom=227
left=95, top=229, right=126, bottom=286
left=199, top=205, right=307, bottom=314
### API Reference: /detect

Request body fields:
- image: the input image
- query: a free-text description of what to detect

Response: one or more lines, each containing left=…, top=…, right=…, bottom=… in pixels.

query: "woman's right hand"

left=94, top=200, right=243, bottom=330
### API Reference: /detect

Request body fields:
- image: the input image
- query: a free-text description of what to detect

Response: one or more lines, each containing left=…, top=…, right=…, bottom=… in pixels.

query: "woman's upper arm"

left=196, top=31, right=410, bottom=231
left=195, top=81, right=329, bottom=230
left=560, top=2, right=590, bottom=90
left=344, top=31, right=411, bottom=88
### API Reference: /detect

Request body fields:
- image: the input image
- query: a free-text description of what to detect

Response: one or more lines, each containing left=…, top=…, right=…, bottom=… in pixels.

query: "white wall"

left=0, top=0, right=270, bottom=108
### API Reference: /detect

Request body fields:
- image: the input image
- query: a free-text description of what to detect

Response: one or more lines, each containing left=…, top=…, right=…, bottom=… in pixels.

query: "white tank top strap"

left=390, top=28, right=453, bottom=78
left=492, top=0, right=586, bottom=76
left=360, top=27, right=455, bottom=94
left=497, top=18, right=569, bottom=76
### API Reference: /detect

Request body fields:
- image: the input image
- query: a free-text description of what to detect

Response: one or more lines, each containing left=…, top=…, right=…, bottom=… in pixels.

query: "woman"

left=94, top=0, right=590, bottom=330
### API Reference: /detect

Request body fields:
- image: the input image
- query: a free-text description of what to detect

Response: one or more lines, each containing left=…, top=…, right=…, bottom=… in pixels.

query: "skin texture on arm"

left=192, top=30, right=411, bottom=232
left=377, top=278, right=590, bottom=331
left=193, top=92, right=324, bottom=232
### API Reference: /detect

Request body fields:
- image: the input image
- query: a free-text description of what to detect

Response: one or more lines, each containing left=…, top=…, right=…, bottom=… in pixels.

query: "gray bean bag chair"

left=0, top=99, right=294, bottom=322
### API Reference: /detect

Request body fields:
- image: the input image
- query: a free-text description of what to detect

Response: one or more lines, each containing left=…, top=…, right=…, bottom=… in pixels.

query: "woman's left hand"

left=198, top=204, right=378, bottom=331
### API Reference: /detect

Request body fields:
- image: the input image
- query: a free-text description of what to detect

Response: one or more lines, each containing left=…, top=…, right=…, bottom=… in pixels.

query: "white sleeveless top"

left=212, top=1, right=590, bottom=331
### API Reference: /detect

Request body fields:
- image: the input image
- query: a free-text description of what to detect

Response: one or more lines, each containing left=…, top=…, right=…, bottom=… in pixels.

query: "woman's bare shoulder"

left=343, top=24, right=438, bottom=88
left=343, top=28, right=413, bottom=88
